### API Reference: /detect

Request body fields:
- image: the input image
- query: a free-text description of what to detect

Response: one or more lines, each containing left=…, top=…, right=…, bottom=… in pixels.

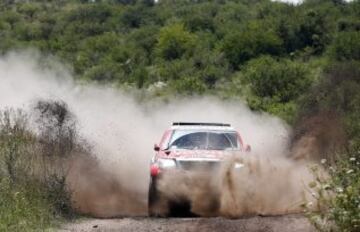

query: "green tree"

left=242, top=55, right=311, bottom=103
left=156, top=23, right=197, bottom=60
left=329, top=31, right=360, bottom=61
left=221, top=22, right=283, bottom=69
left=295, top=8, right=334, bottom=54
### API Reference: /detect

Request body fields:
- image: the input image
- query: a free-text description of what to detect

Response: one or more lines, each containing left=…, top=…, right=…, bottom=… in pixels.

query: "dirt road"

left=60, top=214, right=315, bottom=232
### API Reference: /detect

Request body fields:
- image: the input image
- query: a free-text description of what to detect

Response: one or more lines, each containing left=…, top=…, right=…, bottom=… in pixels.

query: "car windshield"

left=167, top=130, right=239, bottom=150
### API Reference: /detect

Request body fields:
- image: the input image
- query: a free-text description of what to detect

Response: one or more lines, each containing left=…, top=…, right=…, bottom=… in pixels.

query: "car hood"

left=157, top=149, right=237, bottom=160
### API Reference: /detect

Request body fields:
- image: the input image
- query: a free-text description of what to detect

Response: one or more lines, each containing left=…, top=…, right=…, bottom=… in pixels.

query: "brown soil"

left=59, top=214, right=315, bottom=232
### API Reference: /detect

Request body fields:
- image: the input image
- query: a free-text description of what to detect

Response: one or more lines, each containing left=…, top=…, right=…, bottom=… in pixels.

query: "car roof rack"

left=172, top=122, right=231, bottom=127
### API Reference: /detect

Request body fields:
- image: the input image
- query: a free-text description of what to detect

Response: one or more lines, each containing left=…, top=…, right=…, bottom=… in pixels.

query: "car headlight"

left=158, top=158, right=176, bottom=168
left=234, top=162, right=244, bottom=169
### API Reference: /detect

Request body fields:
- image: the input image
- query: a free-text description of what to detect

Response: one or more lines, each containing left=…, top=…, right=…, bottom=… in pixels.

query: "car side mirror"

left=245, top=144, right=251, bottom=152
left=154, top=143, right=160, bottom=151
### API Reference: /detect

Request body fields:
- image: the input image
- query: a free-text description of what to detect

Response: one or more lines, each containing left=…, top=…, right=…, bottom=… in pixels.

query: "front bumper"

left=150, top=158, right=222, bottom=177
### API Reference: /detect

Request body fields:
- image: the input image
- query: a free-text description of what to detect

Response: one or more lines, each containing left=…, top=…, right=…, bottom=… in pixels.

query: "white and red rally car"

left=148, top=122, right=251, bottom=217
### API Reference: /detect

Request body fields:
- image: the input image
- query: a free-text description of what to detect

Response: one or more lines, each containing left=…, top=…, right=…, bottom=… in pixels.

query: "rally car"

left=148, top=122, right=251, bottom=217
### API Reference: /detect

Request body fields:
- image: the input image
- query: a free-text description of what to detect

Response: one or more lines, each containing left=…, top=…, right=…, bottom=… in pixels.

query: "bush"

left=329, top=31, right=360, bottom=61
left=220, top=22, right=283, bottom=68
left=298, top=62, right=360, bottom=141
left=156, top=23, right=197, bottom=60
left=170, top=76, right=206, bottom=95
left=307, top=150, right=360, bottom=232
left=0, top=109, right=53, bottom=231
left=299, top=62, right=360, bottom=231
left=0, top=101, right=83, bottom=230
left=242, top=56, right=311, bottom=103
left=230, top=56, right=313, bottom=122
left=295, top=8, right=333, bottom=54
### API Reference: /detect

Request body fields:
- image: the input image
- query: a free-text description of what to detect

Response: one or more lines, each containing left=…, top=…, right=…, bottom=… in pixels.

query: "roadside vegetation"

left=0, top=101, right=82, bottom=231
left=301, top=62, right=360, bottom=231
left=0, top=0, right=359, bottom=231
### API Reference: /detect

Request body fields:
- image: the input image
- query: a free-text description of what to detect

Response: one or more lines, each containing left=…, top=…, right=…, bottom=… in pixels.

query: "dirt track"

left=60, top=214, right=315, bottom=232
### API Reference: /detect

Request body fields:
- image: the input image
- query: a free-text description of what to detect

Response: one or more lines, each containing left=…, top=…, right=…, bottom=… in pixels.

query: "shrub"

left=329, top=31, right=360, bottom=61
left=298, top=62, right=360, bottom=141
left=242, top=56, right=311, bottom=103
left=306, top=150, right=360, bottom=232
left=121, top=5, right=146, bottom=28
left=156, top=23, right=197, bottom=60
left=220, top=22, right=283, bottom=68
left=295, top=8, right=333, bottom=54
left=299, top=62, right=360, bottom=231
left=0, top=101, right=83, bottom=230
left=0, top=109, right=53, bottom=231
left=170, top=76, right=206, bottom=95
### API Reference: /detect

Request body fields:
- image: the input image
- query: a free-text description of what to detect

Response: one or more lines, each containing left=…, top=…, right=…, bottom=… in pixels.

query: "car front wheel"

left=148, top=177, right=163, bottom=217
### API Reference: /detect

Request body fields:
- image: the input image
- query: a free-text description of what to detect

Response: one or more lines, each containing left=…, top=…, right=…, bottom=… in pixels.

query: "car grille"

left=176, top=160, right=221, bottom=171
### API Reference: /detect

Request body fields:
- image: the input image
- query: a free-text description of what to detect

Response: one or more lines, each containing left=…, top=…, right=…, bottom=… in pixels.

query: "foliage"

left=0, top=0, right=358, bottom=100
left=220, top=22, right=283, bottom=68
left=299, top=61, right=360, bottom=232
left=156, top=23, right=197, bottom=60
left=306, top=150, right=360, bottom=232
left=0, top=101, right=83, bottom=231
left=0, top=0, right=360, bottom=230
left=0, top=178, right=54, bottom=232
left=298, top=62, right=360, bottom=143
left=242, top=56, right=311, bottom=103
left=329, top=31, right=360, bottom=61
left=231, top=56, right=312, bottom=122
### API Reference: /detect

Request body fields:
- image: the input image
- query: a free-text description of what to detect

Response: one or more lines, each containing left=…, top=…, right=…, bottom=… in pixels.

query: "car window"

left=208, top=133, right=232, bottom=150
left=168, top=130, right=239, bottom=150
left=171, top=132, right=207, bottom=150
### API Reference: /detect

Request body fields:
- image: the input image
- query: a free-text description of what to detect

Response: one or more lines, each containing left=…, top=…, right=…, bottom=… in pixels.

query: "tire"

left=148, top=177, right=197, bottom=217
left=148, top=177, right=161, bottom=217
left=168, top=198, right=196, bottom=217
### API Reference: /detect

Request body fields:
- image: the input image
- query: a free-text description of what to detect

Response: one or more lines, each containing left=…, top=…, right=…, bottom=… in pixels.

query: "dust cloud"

left=155, top=153, right=317, bottom=217
left=0, top=51, right=318, bottom=217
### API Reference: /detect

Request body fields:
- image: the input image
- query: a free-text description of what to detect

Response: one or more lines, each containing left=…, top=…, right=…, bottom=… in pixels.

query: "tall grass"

left=0, top=101, right=82, bottom=231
